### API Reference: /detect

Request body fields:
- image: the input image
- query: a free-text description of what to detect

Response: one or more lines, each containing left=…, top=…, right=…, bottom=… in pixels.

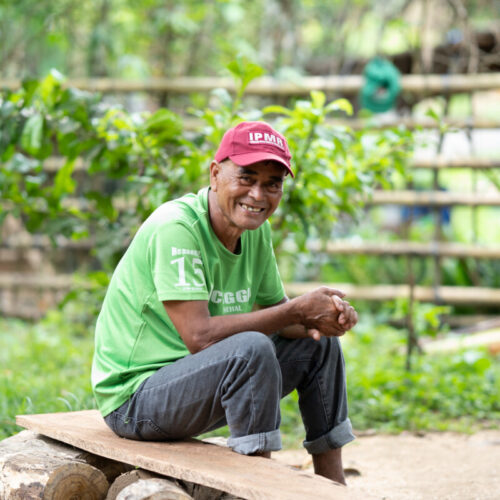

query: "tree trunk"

left=0, top=430, right=110, bottom=499
left=116, top=478, right=193, bottom=500
left=106, top=469, right=160, bottom=500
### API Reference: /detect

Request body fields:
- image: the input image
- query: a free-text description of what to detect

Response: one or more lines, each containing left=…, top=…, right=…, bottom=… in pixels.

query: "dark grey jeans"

left=104, top=331, right=355, bottom=455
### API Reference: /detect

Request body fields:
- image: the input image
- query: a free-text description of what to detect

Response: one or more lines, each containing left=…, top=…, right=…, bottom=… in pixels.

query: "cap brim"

left=228, top=152, right=294, bottom=178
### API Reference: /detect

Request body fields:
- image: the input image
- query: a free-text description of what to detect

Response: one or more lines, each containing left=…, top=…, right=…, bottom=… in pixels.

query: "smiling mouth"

left=240, top=203, right=265, bottom=213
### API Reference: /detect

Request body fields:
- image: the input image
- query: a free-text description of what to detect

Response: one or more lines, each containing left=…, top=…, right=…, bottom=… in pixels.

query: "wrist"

left=284, top=296, right=304, bottom=326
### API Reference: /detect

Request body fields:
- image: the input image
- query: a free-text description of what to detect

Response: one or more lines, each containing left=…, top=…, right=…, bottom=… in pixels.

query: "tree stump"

left=116, top=478, right=193, bottom=500
left=0, top=430, right=108, bottom=499
left=106, top=469, right=161, bottom=500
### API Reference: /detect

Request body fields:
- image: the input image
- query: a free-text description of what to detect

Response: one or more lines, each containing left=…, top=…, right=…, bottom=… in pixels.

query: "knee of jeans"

left=235, top=331, right=278, bottom=367
left=321, top=336, right=345, bottom=366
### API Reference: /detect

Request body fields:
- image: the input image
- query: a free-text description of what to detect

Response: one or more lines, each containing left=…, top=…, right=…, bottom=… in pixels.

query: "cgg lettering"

left=210, top=288, right=251, bottom=304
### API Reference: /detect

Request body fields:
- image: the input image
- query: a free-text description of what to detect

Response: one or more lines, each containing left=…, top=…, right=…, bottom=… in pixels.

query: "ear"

left=209, top=160, right=220, bottom=192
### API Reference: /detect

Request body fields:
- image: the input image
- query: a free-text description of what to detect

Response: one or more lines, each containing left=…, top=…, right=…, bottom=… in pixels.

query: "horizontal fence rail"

left=285, top=282, right=500, bottom=305
left=29, top=156, right=500, bottom=174
left=369, top=190, right=500, bottom=206
left=304, top=240, right=500, bottom=259
left=2, top=73, right=500, bottom=96
left=4, top=236, right=500, bottom=259
left=412, top=157, right=500, bottom=169
left=1, top=274, right=499, bottom=306
left=29, top=191, right=495, bottom=211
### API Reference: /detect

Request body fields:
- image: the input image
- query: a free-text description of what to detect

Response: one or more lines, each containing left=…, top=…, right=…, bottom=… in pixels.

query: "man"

left=91, top=121, right=357, bottom=485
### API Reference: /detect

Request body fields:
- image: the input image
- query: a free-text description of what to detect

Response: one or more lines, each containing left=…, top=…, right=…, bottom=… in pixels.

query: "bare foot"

left=312, top=448, right=346, bottom=485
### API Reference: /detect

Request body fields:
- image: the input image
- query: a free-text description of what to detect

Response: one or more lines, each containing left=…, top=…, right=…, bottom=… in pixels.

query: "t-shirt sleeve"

left=255, top=225, right=286, bottom=306
left=147, top=222, right=209, bottom=302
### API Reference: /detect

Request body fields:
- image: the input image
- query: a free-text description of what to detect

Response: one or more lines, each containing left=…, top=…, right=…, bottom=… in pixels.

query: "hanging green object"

left=360, top=57, right=401, bottom=113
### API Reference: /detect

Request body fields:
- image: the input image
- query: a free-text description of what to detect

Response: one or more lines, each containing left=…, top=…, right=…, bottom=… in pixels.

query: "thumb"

left=307, top=328, right=322, bottom=341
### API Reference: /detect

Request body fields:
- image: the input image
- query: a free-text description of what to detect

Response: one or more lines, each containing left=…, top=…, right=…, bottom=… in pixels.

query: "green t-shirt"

left=91, top=187, right=285, bottom=417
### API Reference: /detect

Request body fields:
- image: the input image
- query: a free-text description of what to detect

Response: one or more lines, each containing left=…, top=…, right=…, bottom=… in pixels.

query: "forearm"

left=191, top=299, right=302, bottom=351
left=164, top=286, right=356, bottom=354
left=276, top=324, right=309, bottom=339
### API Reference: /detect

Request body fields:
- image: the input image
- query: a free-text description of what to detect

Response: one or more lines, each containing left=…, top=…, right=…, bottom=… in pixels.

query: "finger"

left=331, top=295, right=345, bottom=311
left=351, top=310, right=359, bottom=328
left=345, top=308, right=358, bottom=330
left=322, top=287, right=346, bottom=298
left=307, top=328, right=322, bottom=341
left=328, top=328, right=347, bottom=337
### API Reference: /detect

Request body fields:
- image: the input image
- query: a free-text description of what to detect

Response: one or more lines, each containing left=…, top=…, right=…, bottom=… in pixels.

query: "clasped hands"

left=297, top=286, right=358, bottom=341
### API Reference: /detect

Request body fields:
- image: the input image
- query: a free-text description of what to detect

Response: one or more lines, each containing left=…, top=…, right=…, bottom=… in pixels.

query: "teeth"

left=241, top=203, right=263, bottom=213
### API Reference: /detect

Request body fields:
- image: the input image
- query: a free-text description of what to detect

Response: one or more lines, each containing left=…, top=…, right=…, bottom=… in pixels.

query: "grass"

left=1, top=307, right=499, bottom=444
left=0, top=312, right=96, bottom=440
left=344, top=315, right=500, bottom=433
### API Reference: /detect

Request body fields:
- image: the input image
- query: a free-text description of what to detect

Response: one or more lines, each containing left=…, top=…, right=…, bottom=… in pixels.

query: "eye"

left=239, top=175, right=253, bottom=184
left=267, top=181, right=282, bottom=193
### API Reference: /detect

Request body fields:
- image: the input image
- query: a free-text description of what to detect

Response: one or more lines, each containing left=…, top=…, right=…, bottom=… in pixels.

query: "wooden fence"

left=1, top=74, right=499, bottom=320
left=3, top=73, right=500, bottom=96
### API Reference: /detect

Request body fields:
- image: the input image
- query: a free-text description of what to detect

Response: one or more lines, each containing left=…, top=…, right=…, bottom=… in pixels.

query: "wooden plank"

left=4, top=190, right=498, bottom=215
left=369, top=190, right=500, bottom=206
left=35, top=155, right=500, bottom=174
left=413, top=157, right=500, bottom=169
left=305, top=240, right=500, bottom=259
left=1, top=273, right=499, bottom=305
left=3, top=72, right=500, bottom=95
left=0, top=272, right=74, bottom=289
left=422, top=328, right=500, bottom=354
left=285, top=283, right=500, bottom=306
left=16, top=410, right=357, bottom=500
left=5, top=237, right=500, bottom=259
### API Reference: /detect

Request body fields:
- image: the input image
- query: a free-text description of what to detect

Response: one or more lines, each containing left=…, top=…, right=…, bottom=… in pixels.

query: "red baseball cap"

left=215, top=121, right=294, bottom=177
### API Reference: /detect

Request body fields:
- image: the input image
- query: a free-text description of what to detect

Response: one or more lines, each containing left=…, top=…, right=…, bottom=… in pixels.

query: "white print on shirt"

left=171, top=256, right=205, bottom=287
left=171, top=247, right=201, bottom=257
left=210, top=288, right=251, bottom=314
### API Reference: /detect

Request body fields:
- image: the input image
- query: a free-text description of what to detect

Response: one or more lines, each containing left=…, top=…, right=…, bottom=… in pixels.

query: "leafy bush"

left=344, top=318, right=500, bottom=432
left=1, top=61, right=415, bottom=270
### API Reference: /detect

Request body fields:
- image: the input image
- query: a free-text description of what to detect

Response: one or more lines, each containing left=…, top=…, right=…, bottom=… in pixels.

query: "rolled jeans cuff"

left=227, top=429, right=282, bottom=455
left=303, top=418, right=355, bottom=455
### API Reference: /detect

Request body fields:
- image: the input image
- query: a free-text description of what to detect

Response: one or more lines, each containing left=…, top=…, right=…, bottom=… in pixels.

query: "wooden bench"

left=0, top=410, right=361, bottom=499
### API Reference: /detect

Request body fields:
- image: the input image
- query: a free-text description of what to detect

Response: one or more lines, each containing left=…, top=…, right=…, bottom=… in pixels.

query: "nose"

left=248, top=183, right=265, bottom=201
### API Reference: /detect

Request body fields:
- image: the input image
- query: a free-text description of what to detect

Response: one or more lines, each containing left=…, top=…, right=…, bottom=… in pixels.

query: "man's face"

left=210, top=159, right=286, bottom=232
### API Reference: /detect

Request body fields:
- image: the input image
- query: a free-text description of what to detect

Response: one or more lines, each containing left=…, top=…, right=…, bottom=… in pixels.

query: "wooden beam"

left=305, top=240, right=500, bottom=259
left=0, top=273, right=74, bottom=289
left=27, top=155, right=500, bottom=177
left=2, top=72, right=500, bottom=96
left=5, top=237, right=500, bottom=259
left=285, top=282, right=500, bottom=305
left=413, top=157, right=500, bottom=169
left=345, top=117, right=500, bottom=131
left=369, top=190, right=500, bottom=206
left=3, top=190, right=496, bottom=214
left=1, top=273, right=499, bottom=305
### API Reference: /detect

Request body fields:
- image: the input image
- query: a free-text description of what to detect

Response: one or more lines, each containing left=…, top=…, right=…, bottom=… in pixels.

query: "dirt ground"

left=274, top=430, right=500, bottom=500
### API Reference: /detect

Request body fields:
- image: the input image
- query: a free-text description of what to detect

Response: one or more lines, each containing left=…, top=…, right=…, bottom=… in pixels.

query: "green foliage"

left=344, top=320, right=500, bottom=432
left=0, top=70, right=213, bottom=268
left=1, top=61, right=415, bottom=269
left=263, top=95, right=414, bottom=249
left=0, top=315, right=95, bottom=440
left=2, top=314, right=499, bottom=442
left=2, top=1, right=494, bottom=79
